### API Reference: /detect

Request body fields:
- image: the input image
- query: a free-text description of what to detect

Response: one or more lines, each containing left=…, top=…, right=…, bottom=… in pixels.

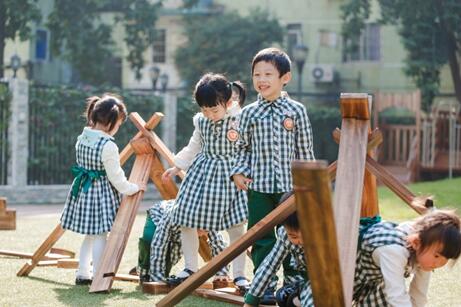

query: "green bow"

left=358, top=215, right=382, bottom=249
left=71, top=165, right=106, bottom=198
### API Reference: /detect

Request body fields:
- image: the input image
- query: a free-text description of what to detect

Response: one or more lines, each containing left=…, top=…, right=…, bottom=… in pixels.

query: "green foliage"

left=47, top=0, right=160, bottom=85
left=174, top=9, right=284, bottom=89
left=0, top=0, right=41, bottom=77
left=0, top=83, right=11, bottom=184
left=341, top=0, right=461, bottom=110
left=28, top=84, right=163, bottom=184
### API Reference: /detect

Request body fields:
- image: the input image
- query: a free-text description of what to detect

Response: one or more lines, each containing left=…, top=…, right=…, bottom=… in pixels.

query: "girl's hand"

left=138, top=183, right=147, bottom=192
left=162, top=167, right=180, bottom=182
left=233, top=174, right=252, bottom=191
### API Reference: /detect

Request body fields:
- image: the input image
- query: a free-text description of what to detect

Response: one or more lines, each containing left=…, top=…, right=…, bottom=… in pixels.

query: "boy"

left=231, top=47, right=315, bottom=301
left=243, top=211, right=313, bottom=307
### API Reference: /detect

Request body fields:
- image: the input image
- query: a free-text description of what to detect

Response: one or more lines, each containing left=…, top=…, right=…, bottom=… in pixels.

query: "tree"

left=175, top=9, right=284, bottom=90
left=0, top=0, right=41, bottom=79
left=47, top=0, right=161, bottom=85
left=341, top=0, right=461, bottom=109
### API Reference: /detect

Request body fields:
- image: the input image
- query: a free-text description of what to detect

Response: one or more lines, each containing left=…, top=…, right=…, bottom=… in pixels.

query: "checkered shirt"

left=172, top=113, right=248, bottom=230
left=245, top=227, right=313, bottom=306
left=230, top=95, right=315, bottom=193
left=353, top=222, right=412, bottom=307
left=61, top=131, right=120, bottom=235
left=148, top=200, right=228, bottom=281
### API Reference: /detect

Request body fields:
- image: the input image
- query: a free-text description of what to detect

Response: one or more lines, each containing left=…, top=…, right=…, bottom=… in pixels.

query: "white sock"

left=92, top=233, right=107, bottom=276
left=227, top=223, right=246, bottom=279
left=77, top=235, right=93, bottom=279
left=180, top=226, right=199, bottom=275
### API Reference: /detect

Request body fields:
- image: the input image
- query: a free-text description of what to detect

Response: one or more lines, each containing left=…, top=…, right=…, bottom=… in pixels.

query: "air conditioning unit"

left=309, top=64, right=334, bottom=83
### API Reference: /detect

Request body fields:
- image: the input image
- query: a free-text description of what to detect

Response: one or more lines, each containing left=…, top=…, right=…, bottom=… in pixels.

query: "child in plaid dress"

left=131, top=199, right=229, bottom=282
left=162, top=73, right=249, bottom=288
left=353, top=209, right=461, bottom=306
left=231, top=47, right=315, bottom=301
left=244, top=210, right=312, bottom=307
left=60, top=94, right=142, bottom=285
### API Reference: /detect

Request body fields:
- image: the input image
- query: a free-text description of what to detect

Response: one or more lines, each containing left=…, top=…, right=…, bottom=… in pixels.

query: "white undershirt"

left=372, top=223, right=430, bottom=307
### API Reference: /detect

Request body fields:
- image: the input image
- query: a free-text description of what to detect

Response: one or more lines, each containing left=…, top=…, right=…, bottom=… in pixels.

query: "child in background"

left=142, top=199, right=229, bottom=283
left=244, top=208, right=310, bottom=307
left=162, top=73, right=249, bottom=290
left=231, top=47, right=315, bottom=302
left=353, top=209, right=461, bottom=306
left=60, top=94, right=143, bottom=285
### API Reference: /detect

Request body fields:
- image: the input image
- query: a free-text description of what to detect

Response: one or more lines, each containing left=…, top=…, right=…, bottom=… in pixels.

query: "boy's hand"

left=162, top=166, right=180, bottom=182
left=233, top=174, right=252, bottom=191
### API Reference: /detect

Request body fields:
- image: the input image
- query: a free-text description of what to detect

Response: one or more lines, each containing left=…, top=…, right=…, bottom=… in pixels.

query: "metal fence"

left=28, top=85, right=163, bottom=185
left=0, top=82, right=10, bottom=185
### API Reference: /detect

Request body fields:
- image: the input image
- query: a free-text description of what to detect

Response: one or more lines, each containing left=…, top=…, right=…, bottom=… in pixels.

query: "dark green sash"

left=71, top=164, right=106, bottom=198
left=357, top=215, right=382, bottom=249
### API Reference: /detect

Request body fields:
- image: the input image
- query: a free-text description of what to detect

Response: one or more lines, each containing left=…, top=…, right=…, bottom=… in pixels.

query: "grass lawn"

left=1, top=177, right=461, bottom=306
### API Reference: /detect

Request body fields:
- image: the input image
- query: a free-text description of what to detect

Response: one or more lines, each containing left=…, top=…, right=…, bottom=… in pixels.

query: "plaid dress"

left=245, top=227, right=314, bottom=306
left=231, top=95, right=315, bottom=193
left=353, top=222, right=412, bottom=306
left=60, top=130, right=121, bottom=235
left=172, top=113, right=247, bottom=230
left=148, top=200, right=228, bottom=281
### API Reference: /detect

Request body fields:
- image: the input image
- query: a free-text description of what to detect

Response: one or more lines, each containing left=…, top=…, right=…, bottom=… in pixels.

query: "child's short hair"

left=85, top=93, right=127, bottom=131
left=194, top=73, right=246, bottom=108
left=251, top=47, right=291, bottom=77
left=278, top=191, right=299, bottom=230
left=413, top=209, right=461, bottom=259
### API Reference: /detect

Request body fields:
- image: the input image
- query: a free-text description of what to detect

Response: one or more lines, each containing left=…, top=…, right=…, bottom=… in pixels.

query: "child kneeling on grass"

left=132, top=199, right=229, bottom=283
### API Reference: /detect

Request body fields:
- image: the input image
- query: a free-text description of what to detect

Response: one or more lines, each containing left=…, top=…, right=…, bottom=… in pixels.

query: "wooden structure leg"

left=332, top=93, right=370, bottom=305
left=0, top=197, right=16, bottom=230
left=17, top=224, right=65, bottom=276
left=292, top=160, right=345, bottom=307
left=90, top=139, right=154, bottom=293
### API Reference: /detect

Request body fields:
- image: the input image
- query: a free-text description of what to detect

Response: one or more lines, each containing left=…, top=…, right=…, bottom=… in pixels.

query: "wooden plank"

left=57, top=258, right=79, bottom=269
left=17, top=224, right=66, bottom=276
left=292, top=160, right=345, bottom=307
left=0, top=250, right=71, bottom=260
left=119, top=113, right=164, bottom=165
left=143, top=281, right=171, bottom=294
left=156, top=197, right=297, bottom=307
left=333, top=93, right=370, bottom=306
left=129, top=112, right=185, bottom=179
left=113, top=273, right=140, bottom=283
left=89, top=153, right=154, bottom=293
left=194, top=289, right=245, bottom=305
left=0, top=197, right=6, bottom=211
left=0, top=210, right=16, bottom=230
left=37, top=260, right=58, bottom=267
left=49, top=248, right=75, bottom=258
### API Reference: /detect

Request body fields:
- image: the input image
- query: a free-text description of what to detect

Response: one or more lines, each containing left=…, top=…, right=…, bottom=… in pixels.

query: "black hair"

left=251, top=47, right=291, bottom=77
left=194, top=73, right=246, bottom=108
left=277, top=191, right=299, bottom=230
left=85, top=93, right=127, bottom=132
left=412, top=209, right=461, bottom=260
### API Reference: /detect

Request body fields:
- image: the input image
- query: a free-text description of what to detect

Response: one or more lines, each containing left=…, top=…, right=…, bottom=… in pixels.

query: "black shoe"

left=275, top=283, right=300, bottom=307
left=260, top=287, right=277, bottom=305
left=166, top=268, right=195, bottom=286
left=233, top=276, right=250, bottom=295
left=75, top=277, right=92, bottom=285
left=129, top=266, right=139, bottom=276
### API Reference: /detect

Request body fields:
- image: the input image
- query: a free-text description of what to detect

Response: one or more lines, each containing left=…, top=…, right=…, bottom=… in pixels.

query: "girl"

left=162, top=73, right=249, bottom=290
left=60, top=94, right=142, bottom=285
left=353, top=209, right=461, bottom=306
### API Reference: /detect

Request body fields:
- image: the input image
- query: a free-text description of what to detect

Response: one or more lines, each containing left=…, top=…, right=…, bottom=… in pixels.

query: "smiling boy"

left=231, top=47, right=315, bottom=303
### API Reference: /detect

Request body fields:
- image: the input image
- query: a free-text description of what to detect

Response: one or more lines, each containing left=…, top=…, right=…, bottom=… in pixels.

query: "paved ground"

left=8, top=200, right=158, bottom=217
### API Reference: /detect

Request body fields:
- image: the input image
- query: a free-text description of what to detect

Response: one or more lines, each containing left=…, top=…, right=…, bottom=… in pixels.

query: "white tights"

left=180, top=223, right=246, bottom=278
left=77, top=233, right=107, bottom=279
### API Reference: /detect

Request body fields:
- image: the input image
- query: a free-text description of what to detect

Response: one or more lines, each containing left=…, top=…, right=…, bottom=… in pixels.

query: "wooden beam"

left=0, top=250, right=72, bottom=260
left=119, top=113, right=164, bottom=165
left=17, top=224, right=66, bottom=276
left=292, top=160, right=345, bottom=307
left=333, top=93, right=370, bottom=305
left=156, top=197, right=297, bottom=307
left=90, top=150, right=154, bottom=293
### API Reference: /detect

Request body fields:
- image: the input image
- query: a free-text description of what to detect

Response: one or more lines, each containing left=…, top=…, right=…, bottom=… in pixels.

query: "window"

left=286, top=23, right=302, bottom=59
left=343, top=23, right=380, bottom=62
left=35, top=29, right=48, bottom=61
left=152, top=29, right=166, bottom=63
left=319, top=30, right=337, bottom=48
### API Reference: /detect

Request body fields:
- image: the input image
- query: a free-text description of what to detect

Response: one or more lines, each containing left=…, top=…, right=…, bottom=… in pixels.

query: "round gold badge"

left=283, top=117, right=294, bottom=131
